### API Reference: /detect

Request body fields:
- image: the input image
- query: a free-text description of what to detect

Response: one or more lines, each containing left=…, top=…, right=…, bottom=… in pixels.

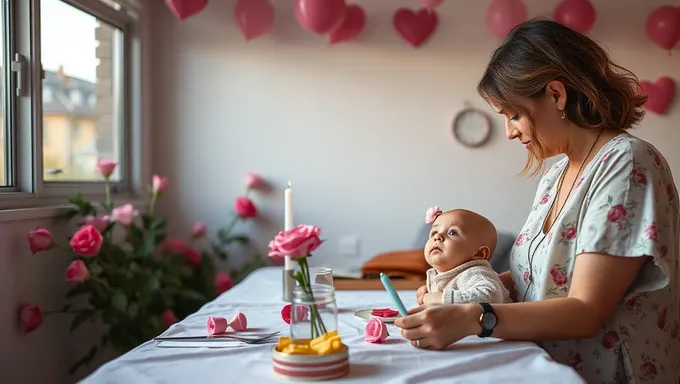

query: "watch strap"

left=478, top=302, right=496, bottom=338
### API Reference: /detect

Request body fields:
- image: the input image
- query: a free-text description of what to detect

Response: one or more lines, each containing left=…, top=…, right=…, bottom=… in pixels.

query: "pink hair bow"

left=425, top=206, right=442, bottom=224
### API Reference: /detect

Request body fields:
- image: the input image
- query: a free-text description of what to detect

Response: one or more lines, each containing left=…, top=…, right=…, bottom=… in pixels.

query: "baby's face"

left=424, top=211, right=492, bottom=272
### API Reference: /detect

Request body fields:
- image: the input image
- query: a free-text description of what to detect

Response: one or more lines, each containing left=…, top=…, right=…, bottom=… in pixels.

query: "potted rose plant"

left=20, top=162, right=269, bottom=374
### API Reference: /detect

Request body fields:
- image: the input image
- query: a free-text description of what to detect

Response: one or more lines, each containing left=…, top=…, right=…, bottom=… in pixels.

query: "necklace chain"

left=520, top=129, right=605, bottom=302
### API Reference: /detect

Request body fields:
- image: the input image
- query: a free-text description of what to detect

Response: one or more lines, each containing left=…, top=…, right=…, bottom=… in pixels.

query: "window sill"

left=0, top=197, right=148, bottom=223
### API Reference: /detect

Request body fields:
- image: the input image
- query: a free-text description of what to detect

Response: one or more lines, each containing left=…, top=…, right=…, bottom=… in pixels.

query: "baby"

left=422, top=206, right=510, bottom=305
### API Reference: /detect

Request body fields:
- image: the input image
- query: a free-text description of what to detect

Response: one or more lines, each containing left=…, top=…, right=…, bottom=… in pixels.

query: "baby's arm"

left=442, top=266, right=508, bottom=304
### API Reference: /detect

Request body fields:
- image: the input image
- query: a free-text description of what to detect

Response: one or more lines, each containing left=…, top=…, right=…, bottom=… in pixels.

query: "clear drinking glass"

left=308, top=267, right=334, bottom=287
left=290, top=284, right=339, bottom=341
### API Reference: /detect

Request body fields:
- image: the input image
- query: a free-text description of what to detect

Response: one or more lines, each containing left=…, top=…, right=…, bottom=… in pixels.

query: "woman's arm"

left=466, top=252, right=648, bottom=341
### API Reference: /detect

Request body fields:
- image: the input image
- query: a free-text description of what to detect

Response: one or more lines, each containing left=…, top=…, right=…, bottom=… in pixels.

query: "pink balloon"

left=553, top=0, right=595, bottom=34
left=640, top=76, right=676, bottom=115
left=234, top=0, right=274, bottom=41
left=418, top=0, right=444, bottom=11
left=486, top=0, right=528, bottom=38
left=329, top=4, right=366, bottom=45
left=645, top=6, right=680, bottom=51
left=294, top=0, right=348, bottom=35
left=165, top=0, right=208, bottom=21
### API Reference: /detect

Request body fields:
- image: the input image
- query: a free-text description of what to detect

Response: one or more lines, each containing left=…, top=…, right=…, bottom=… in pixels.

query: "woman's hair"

left=477, top=18, right=647, bottom=176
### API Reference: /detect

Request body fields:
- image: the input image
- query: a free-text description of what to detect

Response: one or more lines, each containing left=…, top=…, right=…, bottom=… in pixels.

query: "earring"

left=559, top=107, right=565, bottom=119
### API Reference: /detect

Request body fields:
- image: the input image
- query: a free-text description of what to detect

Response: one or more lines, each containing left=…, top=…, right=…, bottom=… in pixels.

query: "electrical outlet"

left=339, top=236, right=360, bottom=257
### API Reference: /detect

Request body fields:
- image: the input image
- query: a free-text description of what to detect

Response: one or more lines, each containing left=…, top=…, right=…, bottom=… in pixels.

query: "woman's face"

left=496, top=81, right=569, bottom=158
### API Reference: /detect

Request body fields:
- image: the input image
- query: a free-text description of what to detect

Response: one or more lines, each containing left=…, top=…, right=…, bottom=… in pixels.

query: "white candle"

left=284, top=181, right=294, bottom=270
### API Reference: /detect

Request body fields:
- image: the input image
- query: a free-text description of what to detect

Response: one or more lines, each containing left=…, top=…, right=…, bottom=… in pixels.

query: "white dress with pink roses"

left=510, top=133, right=680, bottom=384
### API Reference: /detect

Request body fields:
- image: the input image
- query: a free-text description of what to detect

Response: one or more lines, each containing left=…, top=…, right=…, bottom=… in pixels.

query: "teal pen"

left=379, top=273, right=408, bottom=316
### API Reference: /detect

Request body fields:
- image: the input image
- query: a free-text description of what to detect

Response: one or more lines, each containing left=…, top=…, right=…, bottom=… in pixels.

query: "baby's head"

left=423, top=207, right=498, bottom=273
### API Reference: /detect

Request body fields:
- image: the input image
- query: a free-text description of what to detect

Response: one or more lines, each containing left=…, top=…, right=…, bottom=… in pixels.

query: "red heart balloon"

left=640, top=76, right=676, bottom=115
left=645, top=6, right=680, bottom=51
left=294, top=0, right=348, bottom=35
left=164, top=0, right=209, bottom=21
left=393, top=8, right=438, bottom=48
left=328, top=4, right=366, bottom=45
left=234, top=0, right=275, bottom=41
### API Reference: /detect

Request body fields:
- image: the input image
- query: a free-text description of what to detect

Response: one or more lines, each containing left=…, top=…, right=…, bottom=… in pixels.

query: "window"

left=1, top=2, right=7, bottom=187
left=1, top=0, right=143, bottom=209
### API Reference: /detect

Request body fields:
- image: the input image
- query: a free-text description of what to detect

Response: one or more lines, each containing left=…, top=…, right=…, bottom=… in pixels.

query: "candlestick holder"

left=282, top=268, right=295, bottom=302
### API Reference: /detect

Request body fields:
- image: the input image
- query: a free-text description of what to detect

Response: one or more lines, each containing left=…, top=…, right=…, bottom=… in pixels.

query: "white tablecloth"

left=81, top=267, right=584, bottom=384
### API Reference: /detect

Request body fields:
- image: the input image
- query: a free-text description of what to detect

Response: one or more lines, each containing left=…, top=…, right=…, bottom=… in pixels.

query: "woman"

left=394, top=19, right=680, bottom=384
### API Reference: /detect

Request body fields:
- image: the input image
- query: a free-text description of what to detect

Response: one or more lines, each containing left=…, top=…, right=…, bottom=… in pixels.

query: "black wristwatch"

left=477, top=303, right=498, bottom=338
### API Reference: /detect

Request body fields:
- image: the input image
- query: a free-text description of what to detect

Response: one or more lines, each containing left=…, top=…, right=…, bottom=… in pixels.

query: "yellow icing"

left=275, top=331, right=346, bottom=355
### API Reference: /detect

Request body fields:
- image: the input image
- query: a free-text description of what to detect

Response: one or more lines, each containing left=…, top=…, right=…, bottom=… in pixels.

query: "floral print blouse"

left=510, top=133, right=680, bottom=384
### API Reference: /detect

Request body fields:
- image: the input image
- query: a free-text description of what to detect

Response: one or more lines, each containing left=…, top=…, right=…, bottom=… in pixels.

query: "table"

left=80, top=267, right=585, bottom=384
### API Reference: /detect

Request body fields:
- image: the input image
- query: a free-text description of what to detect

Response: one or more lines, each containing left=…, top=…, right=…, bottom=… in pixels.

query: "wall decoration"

left=234, top=0, right=275, bottom=41
left=645, top=6, right=680, bottom=52
left=640, top=76, right=676, bottom=115
left=553, top=0, right=596, bottom=35
left=485, top=0, right=528, bottom=38
left=294, top=0, right=347, bottom=35
left=418, top=0, right=444, bottom=12
left=164, top=0, right=208, bottom=21
left=329, top=4, right=366, bottom=45
left=393, top=8, right=438, bottom=48
left=452, top=106, right=492, bottom=148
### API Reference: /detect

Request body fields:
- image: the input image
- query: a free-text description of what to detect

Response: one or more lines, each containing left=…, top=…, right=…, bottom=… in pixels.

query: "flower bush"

left=19, top=161, right=269, bottom=374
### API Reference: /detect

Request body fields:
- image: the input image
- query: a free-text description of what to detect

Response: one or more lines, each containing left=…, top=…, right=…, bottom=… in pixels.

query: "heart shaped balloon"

left=485, top=0, right=528, bottom=38
left=393, top=8, right=438, bottom=48
left=329, top=4, right=366, bottom=45
left=418, top=0, right=444, bottom=11
left=234, top=0, right=275, bottom=41
left=294, top=0, right=348, bottom=35
left=553, top=0, right=596, bottom=35
left=640, top=76, right=676, bottom=115
left=645, top=6, right=680, bottom=51
left=164, top=0, right=209, bottom=21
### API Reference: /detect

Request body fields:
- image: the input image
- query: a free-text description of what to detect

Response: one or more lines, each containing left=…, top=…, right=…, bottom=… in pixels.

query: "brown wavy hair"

left=477, top=18, right=647, bottom=176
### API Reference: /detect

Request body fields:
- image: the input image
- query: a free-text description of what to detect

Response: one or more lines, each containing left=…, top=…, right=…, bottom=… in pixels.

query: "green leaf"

left=70, top=311, right=93, bottom=332
left=112, top=292, right=128, bottom=313
left=69, top=345, right=98, bottom=375
left=180, top=289, right=205, bottom=301
left=227, top=235, right=250, bottom=245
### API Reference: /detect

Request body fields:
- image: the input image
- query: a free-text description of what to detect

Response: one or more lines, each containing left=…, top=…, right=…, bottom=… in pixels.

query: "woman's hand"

left=394, top=304, right=480, bottom=350
left=423, top=292, right=443, bottom=305
left=416, top=285, right=428, bottom=305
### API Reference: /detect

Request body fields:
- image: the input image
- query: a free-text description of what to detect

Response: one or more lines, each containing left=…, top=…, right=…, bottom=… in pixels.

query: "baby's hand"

left=423, top=292, right=443, bottom=305
left=416, top=285, right=428, bottom=305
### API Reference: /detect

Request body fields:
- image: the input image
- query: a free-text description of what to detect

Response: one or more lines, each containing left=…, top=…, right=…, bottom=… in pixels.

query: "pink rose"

left=425, top=206, right=442, bottom=224
left=207, top=316, right=228, bottom=335
left=152, top=174, right=169, bottom=194
left=215, top=272, right=233, bottom=294
left=634, top=171, right=647, bottom=186
left=111, top=204, right=138, bottom=226
left=64, top=260, right=90, bottom=284
left=18, top=304, right=43, bottom=334
left=364, top=318, right=389, bottom=343
left=550, top=265, right=568, bottom=286
left=191, top=221, right=207, bottom=238
left=161, top=309, right=178, bottom=329
left=268, top=224, right=324, bottom=259
left=606, top=204, right=627, bottom=223
left=185, top=248, right=201, bottom=266
left=70, top=225, right=103, bottom=257
left=539, top=194, right=550, bottom=204
left=84, top=216, right=109, bottom=232
left=244, top=172, right=264, bottom=190
left=565, top=226, right=577, bottom=240
left=281, top=304, right=309, bottom=324
left=27, top=226, right=53, bottom=254
left=234, top=197, right=257, bottom=218
left=229, top=312, right=247, bottom=331
left=96, top=158, right=118, bottom=178
left=601, top=331, right=619, bottom=349
left=162, top=238, right=188, bottom=254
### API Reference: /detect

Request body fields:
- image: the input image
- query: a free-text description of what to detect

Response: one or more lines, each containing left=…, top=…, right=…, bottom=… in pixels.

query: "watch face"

left=482, top=313, right=497, bottom=329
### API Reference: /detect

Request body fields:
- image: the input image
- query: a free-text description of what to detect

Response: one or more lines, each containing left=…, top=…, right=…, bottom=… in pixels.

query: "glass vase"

left=290, top=284, right=338, bottom=341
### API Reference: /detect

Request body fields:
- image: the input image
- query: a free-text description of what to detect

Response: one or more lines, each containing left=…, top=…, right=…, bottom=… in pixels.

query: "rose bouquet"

left=20, top=162, right=269, bottom=374
left=268, top=225, right=328, bottom=339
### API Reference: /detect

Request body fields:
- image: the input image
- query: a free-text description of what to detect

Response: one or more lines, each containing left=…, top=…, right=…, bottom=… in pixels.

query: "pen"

left=379, top=273, right=408, bottom=316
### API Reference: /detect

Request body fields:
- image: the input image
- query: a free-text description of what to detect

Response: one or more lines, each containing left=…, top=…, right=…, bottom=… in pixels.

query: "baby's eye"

left=510, top=114, right=519, bottom=121
left=448, top=230, right=457, bottom=236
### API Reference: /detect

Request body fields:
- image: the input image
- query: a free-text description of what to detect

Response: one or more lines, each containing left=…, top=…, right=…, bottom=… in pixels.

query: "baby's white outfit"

left=426, top=259, right=510, bottom=304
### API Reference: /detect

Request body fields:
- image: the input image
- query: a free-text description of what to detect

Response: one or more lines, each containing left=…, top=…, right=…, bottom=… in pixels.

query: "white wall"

left=150, top=0, right=680, bottom=272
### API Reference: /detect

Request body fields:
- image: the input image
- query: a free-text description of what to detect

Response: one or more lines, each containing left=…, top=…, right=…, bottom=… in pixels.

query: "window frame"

left=0, top=0, right=146, bottom=211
